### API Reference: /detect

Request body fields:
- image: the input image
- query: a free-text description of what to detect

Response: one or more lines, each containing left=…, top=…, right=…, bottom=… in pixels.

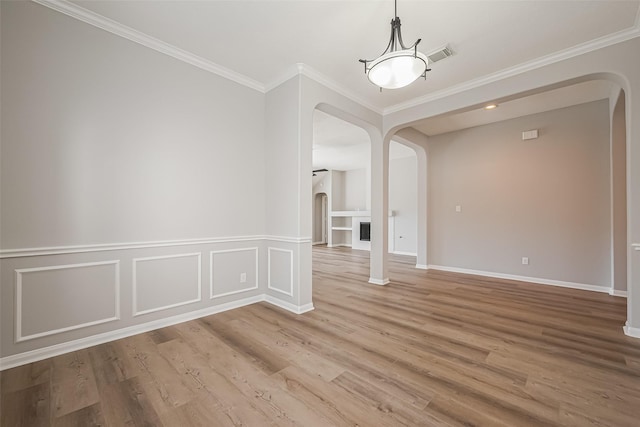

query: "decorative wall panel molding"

left=267, top=247, right=294, bottom=297
left=15, top=260, right=120, bottom=342
left=132, top=252, right=202, bottom=316
left=0, top=235, right=309, bottom=258
left=210, top=247, right=259, bottom=299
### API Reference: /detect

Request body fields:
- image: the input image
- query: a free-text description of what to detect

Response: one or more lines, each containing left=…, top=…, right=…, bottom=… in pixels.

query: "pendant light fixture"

left=359, top=0, right=430, bottom=90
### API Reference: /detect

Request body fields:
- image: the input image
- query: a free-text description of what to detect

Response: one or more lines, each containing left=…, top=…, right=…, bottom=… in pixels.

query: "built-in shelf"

left=332, top=226, right=352, bottom=231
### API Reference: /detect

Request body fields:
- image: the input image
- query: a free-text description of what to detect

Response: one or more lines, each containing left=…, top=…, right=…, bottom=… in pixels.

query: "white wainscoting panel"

left=132, top=253, right=201, bottom=316
left=210, top=247, right=259, bottom=299
left=267, top=247, right=293, bottom=297
left=15, top=261, right=120, bottom=342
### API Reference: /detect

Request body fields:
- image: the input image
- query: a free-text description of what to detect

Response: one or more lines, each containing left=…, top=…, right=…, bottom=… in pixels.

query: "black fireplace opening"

left=360, top=222, right=371, bottom=241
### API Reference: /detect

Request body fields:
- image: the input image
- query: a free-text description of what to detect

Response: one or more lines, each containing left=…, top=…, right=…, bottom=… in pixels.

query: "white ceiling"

left=56, top=1, right=637, bottom=172
left=413, top=79, right=614, bottom=136
left=70, top=0, right=640, bottom=112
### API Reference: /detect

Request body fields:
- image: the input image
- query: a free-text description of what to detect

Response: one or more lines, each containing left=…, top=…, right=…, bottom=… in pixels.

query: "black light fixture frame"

left=358, top=0, right=431, bottom=83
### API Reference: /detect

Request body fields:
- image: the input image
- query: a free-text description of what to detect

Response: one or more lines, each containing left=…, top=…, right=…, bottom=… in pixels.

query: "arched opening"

left=381, top=78, right=628, bottom=301
left=388, top=141, right=418, bottom=257
left=611, top=89, right=627, bottom=296
left=311, top=107, right=372, bottom=262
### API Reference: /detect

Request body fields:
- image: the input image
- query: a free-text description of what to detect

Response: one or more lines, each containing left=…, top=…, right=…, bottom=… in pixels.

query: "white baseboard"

left=623, top=322, right=640, bottom=339
left=312, top=241, right=326, bottom=246
left=264, top=295, right=314, bottom=314
left=415, top=264, right=428, bottom=270
left=369, top=277, right=390, bottom=285
left=392, top=251, right=417, bottom=257
left=328, top=243, right=351, bottom=248
left=427, top=265, right=609, bottom=294
left=609, top=289, right=628, bottom=297
left=0, top=293, right=313, bottom=371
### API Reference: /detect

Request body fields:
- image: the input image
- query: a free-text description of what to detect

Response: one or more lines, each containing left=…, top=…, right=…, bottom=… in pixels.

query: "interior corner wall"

left=427, top=100, right=611, bottom=288
left=1, top=1, right=268, bottom=365
left=265, top=76, right=302, bottom=238
left=330, top=170, right=346, bottom=212
left=264, top=75, right=313, bottom=312
left=390, top=155, right=418, bottom=255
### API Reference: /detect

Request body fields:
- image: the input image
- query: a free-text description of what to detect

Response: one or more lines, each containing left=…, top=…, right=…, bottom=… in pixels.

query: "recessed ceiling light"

left=484, top=104, right=498, bottom=110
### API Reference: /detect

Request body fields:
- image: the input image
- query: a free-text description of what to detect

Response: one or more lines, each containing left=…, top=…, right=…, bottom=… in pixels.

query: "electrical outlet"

left=455, top=205, right=461, bottom=212
left=521, top=257, right=529, bottom=265
left=240, top=273, right=247, bottom=283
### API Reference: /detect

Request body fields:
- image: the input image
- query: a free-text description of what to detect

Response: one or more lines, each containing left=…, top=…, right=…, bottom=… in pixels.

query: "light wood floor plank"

left=2, top=245, right=639, bottom=426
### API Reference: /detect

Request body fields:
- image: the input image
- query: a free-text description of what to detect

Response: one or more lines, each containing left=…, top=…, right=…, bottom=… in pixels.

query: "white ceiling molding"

left=297, top=64, right=382, bottom=115
left=263, top=63, right=304, bottom=93
left=265, top=63, right=382, bottom=114
left=31, top=0, right=265, bottom=92
left=384, top=23, right=640, bottom=115
left=32, top=0, right=640, bottom=119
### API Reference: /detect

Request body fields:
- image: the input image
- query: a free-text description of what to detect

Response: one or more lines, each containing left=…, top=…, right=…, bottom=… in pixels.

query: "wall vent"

left=427, top=46, right=453, bottom=64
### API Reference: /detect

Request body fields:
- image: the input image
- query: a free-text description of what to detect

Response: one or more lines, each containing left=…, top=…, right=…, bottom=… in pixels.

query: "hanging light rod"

left=359, top=0, right=430, bottom=90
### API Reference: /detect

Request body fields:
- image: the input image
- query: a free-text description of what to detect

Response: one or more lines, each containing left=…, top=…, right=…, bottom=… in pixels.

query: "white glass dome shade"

left=366, top=50, right=428, bottom=89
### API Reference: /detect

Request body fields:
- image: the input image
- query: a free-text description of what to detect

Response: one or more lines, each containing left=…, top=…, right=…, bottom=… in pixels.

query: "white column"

left=369, top=132, right=389, bottom=285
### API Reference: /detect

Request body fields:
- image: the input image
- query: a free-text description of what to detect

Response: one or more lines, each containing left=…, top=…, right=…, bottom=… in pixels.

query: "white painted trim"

left=264, top=295, right=314, bottom=315
left=264, top=63, right=301, bottom=92
left=0, top=294, right=265, bottom=371
left=392, top=251, right=417, bottom=257
left=209, top=247, right=259, bottom=299
left=15, top=261, right=120, bottom=343
left=132, top=252, right=202, bottom=316
left=632, top=243, right=640, bottom=251
left=265, top=63, right=382, bottom=114
left=327, top=243, right=352, bottom=248
left=623, top=322, right=640, bottom=339
left=297, top=64, right=382, bottom=114
left=30, top=0, right=640, bottom=120
left=31, top=0, right=264, bottom=92
left=415, top=264, right=428, bottom=270
left=368, top=277, right=390, bottom=286
left=609, top=289, right=628, bottom=297
left=267, top=247, right=294, bottom=297
left=427, top=265, right=609, bottom=293
left=384, top=25, right=640, bottom=114
left=263, top=235, right=312, bottom=244
left=0, top=235, right=309, bottom=258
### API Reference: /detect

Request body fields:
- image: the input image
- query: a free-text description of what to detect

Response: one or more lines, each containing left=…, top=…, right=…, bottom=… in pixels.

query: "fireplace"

left=360, top=222, right=371, bottom=241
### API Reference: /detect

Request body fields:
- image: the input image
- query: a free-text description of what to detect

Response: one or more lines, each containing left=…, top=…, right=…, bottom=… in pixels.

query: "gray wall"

left=0, top=1, right=274, bottom=362
left=1, top=2, right=266, bottom=249
left=389, top=155, right=418, bottom=255
left=427, top=100, right=612, bottom=287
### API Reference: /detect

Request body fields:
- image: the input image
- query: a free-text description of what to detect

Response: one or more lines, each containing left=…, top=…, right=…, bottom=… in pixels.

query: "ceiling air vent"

left=427, top=46, right=453, bottom=64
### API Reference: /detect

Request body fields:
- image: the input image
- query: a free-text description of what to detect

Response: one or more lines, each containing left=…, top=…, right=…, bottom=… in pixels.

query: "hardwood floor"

left=2, top=246, right=640, bottom=426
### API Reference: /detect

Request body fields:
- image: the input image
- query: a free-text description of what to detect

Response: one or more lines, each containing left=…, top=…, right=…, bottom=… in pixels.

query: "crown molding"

left=384, top=23, right=640, bottom=115
left=263, top=63, right=304, bottom=93
left=265, top=64, right=383, bottom=114
left=31, top=0, right=265, bottom=92
left=31, top=0, right=640, bottom=117
left=296, top=64, right=383, bottom=114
